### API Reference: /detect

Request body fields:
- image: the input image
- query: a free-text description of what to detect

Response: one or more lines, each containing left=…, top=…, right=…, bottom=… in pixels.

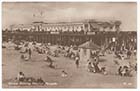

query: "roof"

left=79, top=40, right=101, bottom=50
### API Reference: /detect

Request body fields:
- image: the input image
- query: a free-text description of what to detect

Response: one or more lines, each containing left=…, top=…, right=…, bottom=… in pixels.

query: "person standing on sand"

left=28, top=48, right=32, bottom=59
left=75, top=55, right=80, bottom=68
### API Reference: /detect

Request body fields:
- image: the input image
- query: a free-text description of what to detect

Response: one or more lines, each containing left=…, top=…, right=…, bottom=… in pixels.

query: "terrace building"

left=3, top=19, right=124, bottom=46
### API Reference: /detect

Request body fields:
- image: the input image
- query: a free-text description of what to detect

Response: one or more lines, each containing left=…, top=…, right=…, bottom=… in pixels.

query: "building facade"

left=3, top=19, right=123, bottom=46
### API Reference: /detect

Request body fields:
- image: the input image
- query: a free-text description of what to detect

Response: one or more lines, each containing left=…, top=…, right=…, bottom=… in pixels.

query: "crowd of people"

left=15, top=71, right=45, bottom=85
left=2, top=35, right=137, bottom=85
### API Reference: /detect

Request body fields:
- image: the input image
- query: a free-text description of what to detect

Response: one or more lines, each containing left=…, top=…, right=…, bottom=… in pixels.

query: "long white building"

left=10, top=19, right=121, bottom=33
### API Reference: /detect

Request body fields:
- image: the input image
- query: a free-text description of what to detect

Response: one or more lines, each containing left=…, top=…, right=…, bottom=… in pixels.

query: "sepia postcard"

left=2, top=2, right=137, bottom=88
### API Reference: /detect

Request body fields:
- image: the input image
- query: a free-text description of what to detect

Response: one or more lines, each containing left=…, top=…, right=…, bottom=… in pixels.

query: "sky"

left=2, top=2, right=137, bottom=31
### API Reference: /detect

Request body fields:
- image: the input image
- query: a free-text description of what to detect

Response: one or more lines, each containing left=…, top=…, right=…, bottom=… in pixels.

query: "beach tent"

left=79, top=41, right=101, bottom=62
left=79, top=41, right=101, bottom=50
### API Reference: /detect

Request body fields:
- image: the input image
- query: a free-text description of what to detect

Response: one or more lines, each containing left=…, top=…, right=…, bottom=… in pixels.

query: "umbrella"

left=79, top=41, right=101, bottom=50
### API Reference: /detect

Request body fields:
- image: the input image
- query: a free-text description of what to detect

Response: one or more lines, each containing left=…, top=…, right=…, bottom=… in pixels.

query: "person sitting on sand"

left=24, top=55, right=29, bottom=61
left=121, top=66, right=131, bottom=77
left=123, top=66, right=131, bottom=76
left=44, top=56, right=55, bottom=68
left=87, top=62, right=95, bottom=72
left=37, top=77, right=45, bottom=85
left=100, top=67, right=107, bottom=75
left=17, top=72, right=25, bottom=82
left=61, top=70, right=68, bottom=77
left=92, top=57, right=100, bottom=73
left=49, top=61, right=55, bottom=68
left=44, top=56, right=52, bottom=62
